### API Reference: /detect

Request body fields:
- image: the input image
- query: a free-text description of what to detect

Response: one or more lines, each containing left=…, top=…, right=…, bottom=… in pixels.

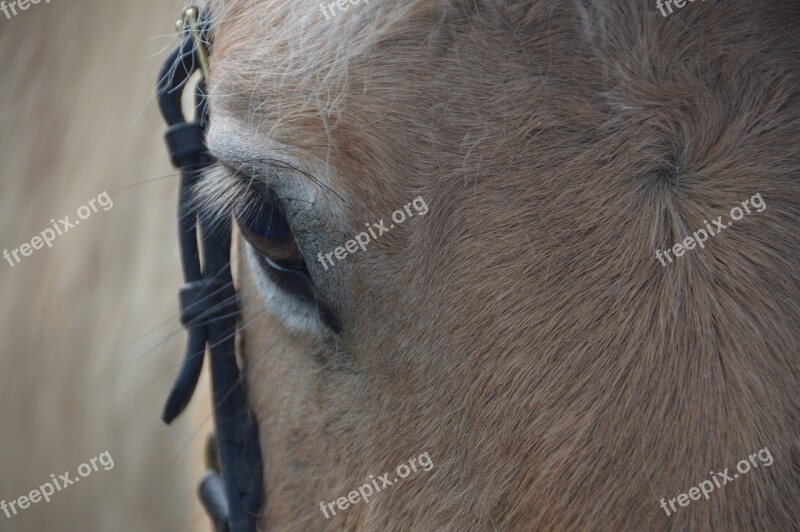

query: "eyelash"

left=193, top=163, right=309, bottom=272
left=192, top=163, right=268, bottom=230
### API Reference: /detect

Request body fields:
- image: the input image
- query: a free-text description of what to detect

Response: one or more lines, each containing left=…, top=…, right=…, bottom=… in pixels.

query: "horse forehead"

left=207, top=5, right=343, bottom=133
left=206, top=0, right=424, bottom=107
left=204, top=0, right=473, bottom=208
left=206, top=15, right=403, bottom=198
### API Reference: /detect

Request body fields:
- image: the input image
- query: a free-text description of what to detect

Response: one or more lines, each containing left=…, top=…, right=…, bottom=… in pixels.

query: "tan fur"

left=0, top=2, right=210, bottom=530
left=204, top=0, right=800, bottom=530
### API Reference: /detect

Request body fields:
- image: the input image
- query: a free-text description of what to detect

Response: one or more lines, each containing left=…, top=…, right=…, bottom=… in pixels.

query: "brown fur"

left=204, top=0, right=800, bottom=530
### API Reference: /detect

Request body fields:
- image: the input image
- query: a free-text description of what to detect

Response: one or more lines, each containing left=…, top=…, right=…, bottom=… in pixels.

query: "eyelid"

left=193, top=161, right=280, bottom=231
left=218, top=161, right=272, bottom=198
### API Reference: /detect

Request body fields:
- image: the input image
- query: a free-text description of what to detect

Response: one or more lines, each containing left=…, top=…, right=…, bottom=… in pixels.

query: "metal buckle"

left=176, top=6, right=210, bottom=81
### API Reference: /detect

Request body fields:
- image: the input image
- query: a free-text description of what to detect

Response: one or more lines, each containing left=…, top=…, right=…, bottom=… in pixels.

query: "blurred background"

left=0, top=1, right=212, bottom=530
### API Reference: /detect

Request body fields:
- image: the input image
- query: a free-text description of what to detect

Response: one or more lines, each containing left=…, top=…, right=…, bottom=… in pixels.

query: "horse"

left=199, top=0, right=800, bottom=529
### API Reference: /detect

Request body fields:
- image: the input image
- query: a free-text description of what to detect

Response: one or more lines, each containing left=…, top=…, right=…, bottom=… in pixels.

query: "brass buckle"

left=176, top=6, right=210, bottom=81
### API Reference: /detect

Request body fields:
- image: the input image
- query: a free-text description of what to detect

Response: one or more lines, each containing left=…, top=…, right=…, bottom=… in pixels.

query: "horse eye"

left=236, top=205, right=306, bottom=272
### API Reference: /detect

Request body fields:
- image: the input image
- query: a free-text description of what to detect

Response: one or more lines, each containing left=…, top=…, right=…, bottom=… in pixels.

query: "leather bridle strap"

left=155, top=8, right=263, bottom=532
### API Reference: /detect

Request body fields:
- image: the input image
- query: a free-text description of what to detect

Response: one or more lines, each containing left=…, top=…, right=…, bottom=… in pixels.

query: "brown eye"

left=236, top=205, right=306, bottom=271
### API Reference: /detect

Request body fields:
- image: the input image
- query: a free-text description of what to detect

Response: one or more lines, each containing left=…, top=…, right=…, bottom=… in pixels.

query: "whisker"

left=110, top=172, right=182, bottom=194
left=122, top=265, right=238, bottom=370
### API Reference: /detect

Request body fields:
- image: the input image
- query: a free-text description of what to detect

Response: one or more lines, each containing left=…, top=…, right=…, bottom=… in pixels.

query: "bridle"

left=155, top=7, right=263, bottom=532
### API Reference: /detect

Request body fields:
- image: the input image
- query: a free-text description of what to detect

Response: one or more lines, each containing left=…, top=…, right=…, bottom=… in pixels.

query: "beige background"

left=0, top=1, right=211, bottom=530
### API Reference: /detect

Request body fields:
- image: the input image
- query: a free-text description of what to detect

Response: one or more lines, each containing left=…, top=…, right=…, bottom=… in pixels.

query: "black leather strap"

left=199, top=470, right=231, bottom=532
left=155, top=12, right=264, bottom=532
